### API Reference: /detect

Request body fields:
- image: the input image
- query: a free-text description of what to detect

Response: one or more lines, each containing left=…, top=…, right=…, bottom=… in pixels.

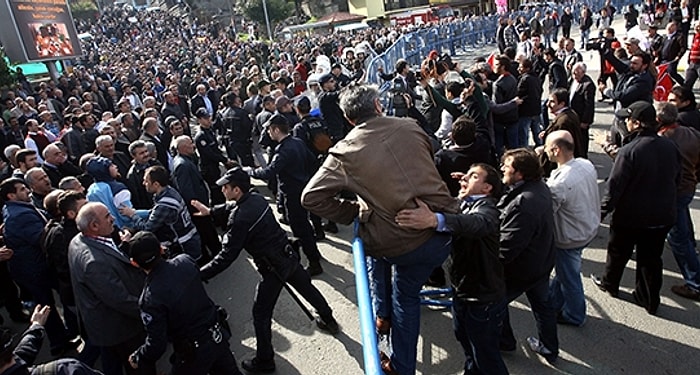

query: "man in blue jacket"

left=0, top=178, right=73, bottom=356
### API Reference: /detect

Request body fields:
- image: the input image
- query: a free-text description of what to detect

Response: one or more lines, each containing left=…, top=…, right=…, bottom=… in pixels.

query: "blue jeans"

left=548, top=246, right=586, bottom=325
left=516, top=115, right=540, bottom=148
left=667, top=193, right=700, bottom=291
left=580, top=29, right=590, bottom=49
left=504, top=122, right=519, bottom=150
left=368, top=233, right=452, bottom=375
left=453, top=298, right=508, bottom=375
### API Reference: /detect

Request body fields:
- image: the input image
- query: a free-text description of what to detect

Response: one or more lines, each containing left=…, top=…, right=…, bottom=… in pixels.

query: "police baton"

left=263, top=258, right=315, bottom=321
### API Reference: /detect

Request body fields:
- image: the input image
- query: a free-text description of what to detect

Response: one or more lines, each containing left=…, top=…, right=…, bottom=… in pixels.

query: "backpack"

left=302, top=117, right=332, bottom=153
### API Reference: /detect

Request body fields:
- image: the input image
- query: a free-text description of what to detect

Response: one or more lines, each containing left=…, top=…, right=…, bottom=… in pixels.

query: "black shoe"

left=241, top=357, right=276, bottom=373
left=632, top=291, right=658, bottom=315
left=590, top=273, right=618, bottom=298
left=499, top=341, right=516, bottom=352
left=316, top=315, right=340, bottom=334
left=323, top=222, right=338, bottom=234
left=306, top=261, right=323, bottom=276
left=314, top=228, right=326, bottom=241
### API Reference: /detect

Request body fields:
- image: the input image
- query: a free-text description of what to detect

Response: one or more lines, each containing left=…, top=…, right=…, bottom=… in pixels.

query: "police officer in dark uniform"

left=292, top=96, right=336, bottom=241
left=127, top=231, right=242, bottom=375
left=193, top=168, right=339, bottom=374
left=247, top=114, right=325, bottom=276
left=193, top=108, right=236, bottom=205
left=218, top=93, right=254, bottom=167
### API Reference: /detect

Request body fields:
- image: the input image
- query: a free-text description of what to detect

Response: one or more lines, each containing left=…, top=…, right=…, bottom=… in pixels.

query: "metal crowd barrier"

left=352, top=219, right=382, bottom=375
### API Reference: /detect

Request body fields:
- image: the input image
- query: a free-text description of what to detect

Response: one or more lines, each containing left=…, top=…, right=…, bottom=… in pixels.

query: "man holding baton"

left=192, top=167, right=339, bottom=373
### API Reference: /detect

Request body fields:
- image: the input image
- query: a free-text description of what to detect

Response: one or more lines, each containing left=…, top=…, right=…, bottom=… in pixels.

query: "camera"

left=585, top=37, right=614, bottom=51
left=390, top=77, right=407, bottom=94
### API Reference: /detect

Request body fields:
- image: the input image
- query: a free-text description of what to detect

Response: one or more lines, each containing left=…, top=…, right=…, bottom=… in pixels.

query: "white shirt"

left=547, top=158, right=601, bottom=249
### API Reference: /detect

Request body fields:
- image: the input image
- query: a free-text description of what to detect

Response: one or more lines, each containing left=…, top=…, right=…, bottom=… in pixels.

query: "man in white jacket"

left=544, top=130, right=600, bottom=326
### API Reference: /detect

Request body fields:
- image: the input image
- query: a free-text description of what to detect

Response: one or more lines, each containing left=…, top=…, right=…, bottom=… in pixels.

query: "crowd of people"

left=0, top=2, right=698, bottom=375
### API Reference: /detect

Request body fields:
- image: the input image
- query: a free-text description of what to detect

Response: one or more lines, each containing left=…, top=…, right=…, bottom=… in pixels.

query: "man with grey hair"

left=68, top=202, right=155, bottom=374
left=569, top=61, right=596, bottom=157
left=25, top=167, right=54, bottom=210
left=41, top=143, right=81, bottom=188
left=58, top=176, right=85, bottom=193
left=655, top=101, right=700, bottom=301
left=172, top=135, right=222, bottom=264
left=302, top=84, right=458, bottom=375
left=95, top=134, right=130, bottom=181
left=139, top=117, right=169, bottom=171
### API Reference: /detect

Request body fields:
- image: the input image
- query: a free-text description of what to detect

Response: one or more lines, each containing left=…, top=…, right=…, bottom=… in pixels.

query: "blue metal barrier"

left=352, top=219, right=382, bottom=375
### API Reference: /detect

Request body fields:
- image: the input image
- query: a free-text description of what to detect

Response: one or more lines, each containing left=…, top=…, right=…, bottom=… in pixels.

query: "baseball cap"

left=128, top=231, right=162, bottom=269
left=216, top=167, right=251, bottom=190
left=624, top=38, right=640, bottom=45
left=295, top=96, right=311, bottom=111
left=195, top=108, right=210, bottom=118
left=615, top=101, right=656, bottom=123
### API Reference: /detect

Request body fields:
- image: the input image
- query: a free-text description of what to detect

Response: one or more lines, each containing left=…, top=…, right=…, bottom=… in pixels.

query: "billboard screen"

left=0, top=0, right=83, bottom=63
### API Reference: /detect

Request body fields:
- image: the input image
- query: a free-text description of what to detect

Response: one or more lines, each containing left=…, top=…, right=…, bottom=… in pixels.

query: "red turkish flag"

left=654, top=63, right=673, bottom=102
left=487, top=52, right=497, bottom=71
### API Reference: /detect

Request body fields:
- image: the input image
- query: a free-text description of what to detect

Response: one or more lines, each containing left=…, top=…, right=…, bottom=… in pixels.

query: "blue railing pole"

left=352, top=219, right=382, bottom=375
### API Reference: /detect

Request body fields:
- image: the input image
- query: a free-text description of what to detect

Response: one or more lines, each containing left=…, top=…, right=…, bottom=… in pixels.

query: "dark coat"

left=445, top=197, right=505, bottom=303
left=68, top=234, right=146, bottom=346
left=569, top=74, right=596, bottom=124
left=517, top=72, right=543, bottom=117
left=601, top=128, right=680, bottom=228
left=498, top=179, right=556, bottom=288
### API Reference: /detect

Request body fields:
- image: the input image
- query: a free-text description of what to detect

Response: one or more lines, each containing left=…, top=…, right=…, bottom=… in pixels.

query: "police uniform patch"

left=141, top=312, right=153, bottom=326
left=200, top=140, right=207, bottom=146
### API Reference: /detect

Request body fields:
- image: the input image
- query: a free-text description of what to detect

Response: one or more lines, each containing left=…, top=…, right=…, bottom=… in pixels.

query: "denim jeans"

left=516, top=115, right=541, bottom=148
left=368, top=233, right=452, bottom=375
left=453, top=298, right=508, bottom=375
left=504, top=122, right=519, bottom=150
left=580, top=29, right=590, bottom=49
left=548, top=246, right=586, bottom=325
left=667, top=193, right=700, bottom=291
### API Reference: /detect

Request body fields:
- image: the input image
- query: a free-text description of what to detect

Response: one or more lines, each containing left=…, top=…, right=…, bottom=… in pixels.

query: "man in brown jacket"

left=537, top=88, right=585, bottom=176
left=302, top=84, right=458, bottom=375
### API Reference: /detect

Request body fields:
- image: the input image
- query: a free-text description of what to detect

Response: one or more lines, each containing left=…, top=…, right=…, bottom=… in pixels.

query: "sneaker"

left=671, top=284, right=700, bottom=301
left=316, top=315, right=340, bottom=334
left=306, top=261, right=323, bottom=276
left=241, top=357, right=276, bottom=373
left=526, top=336, right=557, bottom=364
left=323, top=222, right=339, bottom=234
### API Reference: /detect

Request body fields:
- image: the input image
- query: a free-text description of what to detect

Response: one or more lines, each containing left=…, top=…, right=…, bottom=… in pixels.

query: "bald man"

left=544, top=130, right=600, bottom=326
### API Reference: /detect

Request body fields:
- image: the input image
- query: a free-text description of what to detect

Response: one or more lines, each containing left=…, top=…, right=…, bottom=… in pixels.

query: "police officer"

left=119, top=165, right=201, bottom=260
left=292, top=96, right=336, bottom=240
left=193, top=107, right=236, bottom=205
left=127, top=231, right=242, bottom=375
left=247, top=114, right=325, bottom=276
left=193, top=168, right=339, bottom=373
left=218, top=93, right=254, bottom=167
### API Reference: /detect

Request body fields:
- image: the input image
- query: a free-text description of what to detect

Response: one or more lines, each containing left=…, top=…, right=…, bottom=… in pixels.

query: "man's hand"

left=30, top=305, right=50, bottom=326
left=128, top=354, right=139, bottom=369
left=395, top=198, right=438, bottom=230
left=118, top=206, right=136, bottom=218
left=119, top=229, right=133, bottom=243
left=450, top=172, right=466, bottom=181
left=191, top=200, right=211, bottom=216
left=224, top=159, right=237, bottom=169
left=242, top=166, right=254, bottom=175
left=0, top=247, right=13, bottom=261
